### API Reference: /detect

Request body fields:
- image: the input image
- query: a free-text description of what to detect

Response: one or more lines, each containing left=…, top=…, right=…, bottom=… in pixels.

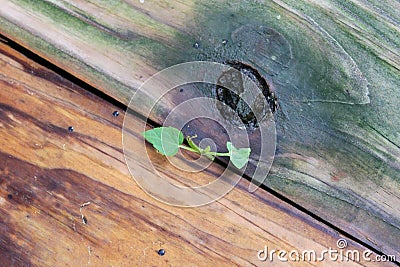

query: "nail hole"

left=157, top=249, right=165, bottom=256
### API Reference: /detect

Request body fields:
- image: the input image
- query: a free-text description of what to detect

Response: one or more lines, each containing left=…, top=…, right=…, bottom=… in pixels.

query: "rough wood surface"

left=1, top=41, right=392, bottom=266
left=0, top=0, right=399, bottom=260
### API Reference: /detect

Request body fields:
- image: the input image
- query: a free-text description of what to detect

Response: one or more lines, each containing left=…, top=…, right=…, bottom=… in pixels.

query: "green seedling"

left=142, top=126, right=251, bottom=169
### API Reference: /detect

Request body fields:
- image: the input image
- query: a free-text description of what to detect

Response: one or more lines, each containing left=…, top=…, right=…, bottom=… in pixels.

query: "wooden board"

left=1, top=40, right=393, bottom=266
left=0, top=0, right=399, bottom=260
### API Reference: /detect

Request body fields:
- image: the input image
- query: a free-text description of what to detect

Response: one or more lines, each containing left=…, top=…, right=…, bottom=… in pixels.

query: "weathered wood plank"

left=0, top=0, right=399, bottom=259
left=2, top=41, right=393, bottom=266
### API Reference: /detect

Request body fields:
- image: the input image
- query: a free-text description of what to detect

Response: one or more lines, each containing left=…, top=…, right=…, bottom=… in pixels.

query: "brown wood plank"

left=0, top=0, right=399, bottom=260
left=0, top=39, right=394, bottom=266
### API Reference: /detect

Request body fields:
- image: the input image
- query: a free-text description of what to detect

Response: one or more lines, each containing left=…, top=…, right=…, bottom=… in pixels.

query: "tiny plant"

left=142, top=126, right=251, bottom=169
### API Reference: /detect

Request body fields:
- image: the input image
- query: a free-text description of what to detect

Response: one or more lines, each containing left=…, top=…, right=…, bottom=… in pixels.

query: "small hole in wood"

left=214, top=60, right=277, bottom=131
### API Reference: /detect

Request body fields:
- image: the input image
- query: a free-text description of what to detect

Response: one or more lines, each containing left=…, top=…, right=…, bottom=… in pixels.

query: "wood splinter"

left=79, top=202, right=91, bottom=225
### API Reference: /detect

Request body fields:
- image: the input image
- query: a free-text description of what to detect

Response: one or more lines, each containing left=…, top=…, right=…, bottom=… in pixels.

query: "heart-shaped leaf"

left=226, top=142, right=251, bottom=169
left=142, top=127, right=184, bottom=156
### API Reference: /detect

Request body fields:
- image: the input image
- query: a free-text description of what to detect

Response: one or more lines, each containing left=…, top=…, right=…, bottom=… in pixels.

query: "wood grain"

left=0, top=40, right=393, bottom=266
left=0, top=0, right=399, bottom=260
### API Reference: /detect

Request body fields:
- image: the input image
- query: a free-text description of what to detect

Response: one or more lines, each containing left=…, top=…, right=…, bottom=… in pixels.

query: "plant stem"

left=179, top=145, right=231, bottom=158
left=214, top=152, right=230, bottom=157
left=178, top=145, right=199, bottom=153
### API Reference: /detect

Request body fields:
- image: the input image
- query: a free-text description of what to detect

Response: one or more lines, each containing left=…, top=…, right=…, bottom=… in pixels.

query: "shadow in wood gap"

left=1, top=33, right=398, bottom=265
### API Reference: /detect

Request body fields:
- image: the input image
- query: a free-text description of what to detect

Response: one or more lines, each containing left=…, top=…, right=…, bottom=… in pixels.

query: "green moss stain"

left=187, top=2, right=400, bottom=237
left=10, top=0, right=193, bottom=68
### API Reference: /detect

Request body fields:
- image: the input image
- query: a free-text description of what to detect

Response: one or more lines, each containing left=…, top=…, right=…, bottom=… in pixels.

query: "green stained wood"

left=0, top=0, right=399, bottom=258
